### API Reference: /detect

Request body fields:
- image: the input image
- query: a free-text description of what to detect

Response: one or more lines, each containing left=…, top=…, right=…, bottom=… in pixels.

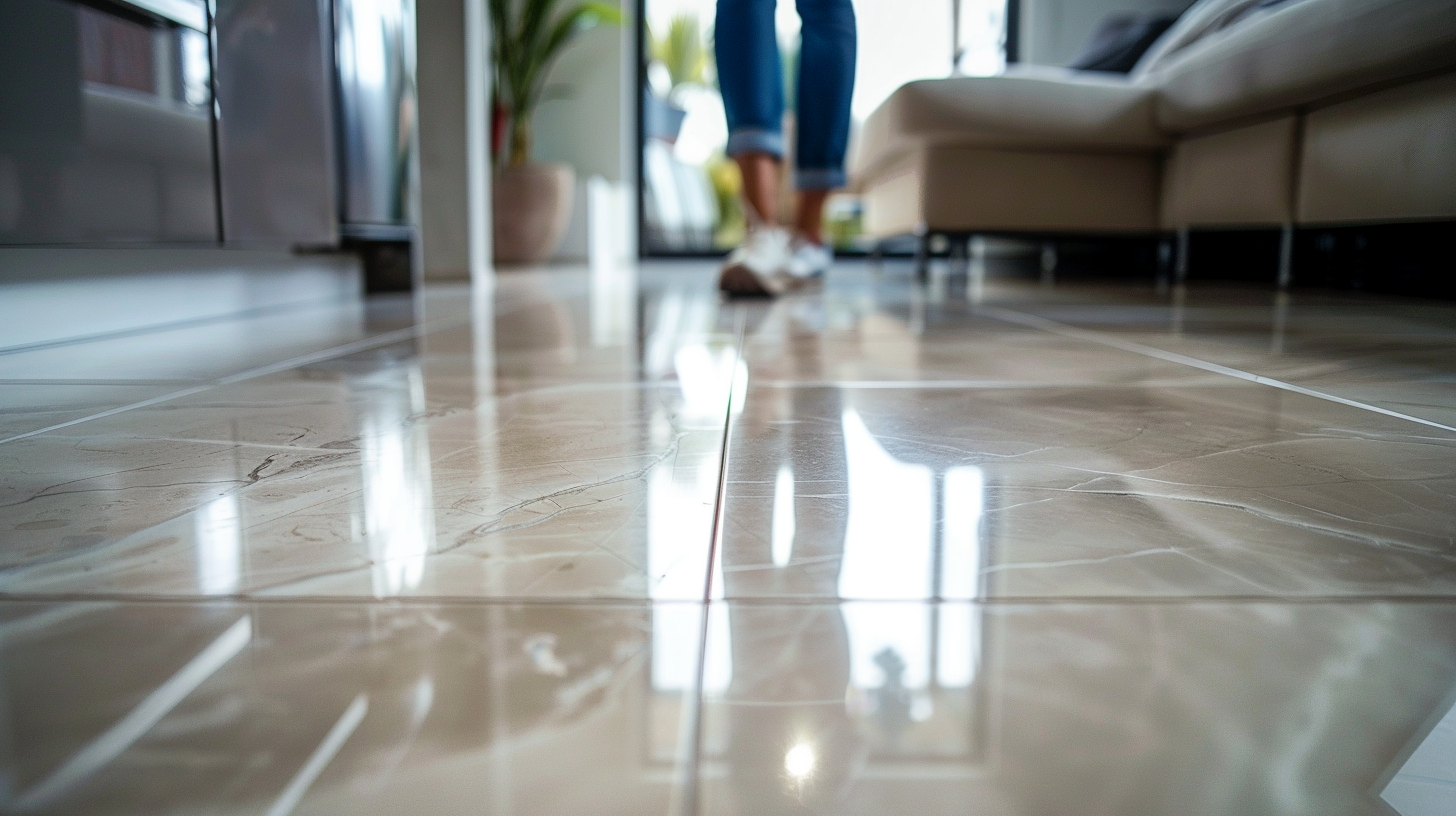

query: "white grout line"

left=979, top=306, right=1456, bottom=435
left=0, top=317, right=471, bottom=446
left=0, top=602, right=116, bottom=643
left=10, top=615, right=253, bottom=811
left=0, top=379, right=203, bottom=386
left=264, top=694, right=369, bottom=816
left=675, top=306, right=748, bottom=816
left=753, top=378, right=1233, bottom=390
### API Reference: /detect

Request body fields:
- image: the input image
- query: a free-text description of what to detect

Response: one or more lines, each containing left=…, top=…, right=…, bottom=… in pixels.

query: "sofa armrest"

left=852, top=73, right=1166, bottom=188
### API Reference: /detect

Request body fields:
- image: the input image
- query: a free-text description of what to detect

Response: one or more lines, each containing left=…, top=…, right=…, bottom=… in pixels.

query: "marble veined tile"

left=0, top=435, right=348, bottom=575
left=0, top=265, right=740, bottom=600
left=718, top=383, right=1456, bottom=600
left=0, top=379, right=729, bottom=599
left=0, top=599, right=703, bottom=816
left=694, top=600, right=1456, bottom=816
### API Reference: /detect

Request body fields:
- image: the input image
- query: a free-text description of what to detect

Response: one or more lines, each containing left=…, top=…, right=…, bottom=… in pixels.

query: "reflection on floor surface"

left=2, top=259, right=1455, bottom=815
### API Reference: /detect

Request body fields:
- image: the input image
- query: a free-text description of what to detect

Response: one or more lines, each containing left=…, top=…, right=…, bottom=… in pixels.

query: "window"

left=639, top=0, right=1011, bottom=255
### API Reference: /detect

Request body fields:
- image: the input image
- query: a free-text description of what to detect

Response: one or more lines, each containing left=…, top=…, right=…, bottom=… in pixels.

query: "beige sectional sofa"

left=851, top=0, right=1456, bottom=279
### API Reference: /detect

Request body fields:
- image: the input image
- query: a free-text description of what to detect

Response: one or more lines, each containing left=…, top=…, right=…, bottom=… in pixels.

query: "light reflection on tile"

left=697, top=600, right=1456, bottom=816
left=0, top=266, right=739, bottom=600
left=0, top=599, right=700, bottom=816
left=720, top=383, right=1456, bottom=600
left=737, top=301, right=1224, bottom=388
left=5, top=260, right=1456, bottom=813
left=0, top=384, right=728, bottom=599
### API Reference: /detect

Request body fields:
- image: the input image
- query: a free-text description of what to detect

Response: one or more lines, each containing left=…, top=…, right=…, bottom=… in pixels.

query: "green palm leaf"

left=490, top=0, right=624, bottom=166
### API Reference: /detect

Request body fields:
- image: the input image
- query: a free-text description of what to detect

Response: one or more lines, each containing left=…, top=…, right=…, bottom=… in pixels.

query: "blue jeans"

left=715, top=0, right=856, bottom=190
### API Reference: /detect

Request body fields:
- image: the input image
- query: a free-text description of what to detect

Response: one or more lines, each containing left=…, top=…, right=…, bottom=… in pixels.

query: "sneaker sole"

left=718, top=263, right=777, bottom=298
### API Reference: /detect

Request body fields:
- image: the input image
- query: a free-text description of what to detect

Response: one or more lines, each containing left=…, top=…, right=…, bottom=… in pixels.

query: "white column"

left=416, top=0, right=492, bottom=286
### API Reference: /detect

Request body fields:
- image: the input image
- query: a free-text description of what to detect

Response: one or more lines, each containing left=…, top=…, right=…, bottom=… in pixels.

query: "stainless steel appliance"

left=1, top=0, right=420, bottom=292
left=0, top=0, right=218, bottom=245
left=332, top=0, right=419, bottom=291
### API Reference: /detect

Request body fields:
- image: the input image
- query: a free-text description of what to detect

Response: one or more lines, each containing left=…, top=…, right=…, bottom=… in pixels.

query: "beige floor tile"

left=0, top=599, right=702, bottom=816
left=695, top=600, right=1456, bottom=816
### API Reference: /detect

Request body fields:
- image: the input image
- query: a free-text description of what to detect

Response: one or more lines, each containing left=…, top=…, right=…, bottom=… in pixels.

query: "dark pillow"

left=1068, top=13, right=1180, bottom=73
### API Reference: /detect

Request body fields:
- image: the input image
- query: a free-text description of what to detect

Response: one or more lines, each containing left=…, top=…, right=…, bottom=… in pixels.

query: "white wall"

left=416, top=0, right=492, bottom=284
left=532, top=0, right=634, bottom=183
left=1018, top=0, right=1196, bottom=67
left=530, top=0, right=636, bottom=261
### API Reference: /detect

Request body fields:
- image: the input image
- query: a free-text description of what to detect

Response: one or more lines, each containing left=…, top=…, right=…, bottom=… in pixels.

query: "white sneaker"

left=719, top=226, right=796, bottom=297
left=787, top=237, right=832, bottom=279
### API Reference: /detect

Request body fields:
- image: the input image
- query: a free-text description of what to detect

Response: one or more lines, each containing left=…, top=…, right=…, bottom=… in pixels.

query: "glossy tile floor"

left=3, top=257, right=1456, bottom=815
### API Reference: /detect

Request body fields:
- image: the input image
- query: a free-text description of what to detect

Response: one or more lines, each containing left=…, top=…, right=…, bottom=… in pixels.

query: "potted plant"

left=490, top=0, right=622, bottom=264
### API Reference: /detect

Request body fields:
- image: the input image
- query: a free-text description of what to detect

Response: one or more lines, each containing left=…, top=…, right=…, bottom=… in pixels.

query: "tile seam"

left=680, top=305, right=748, bottom=816
left=751, top=379, right=1245, bottom=389
left=0, top=593, right=707, bottom=606
left=0, top=315, right=473, bottom=446
left=4, top=592, right=1456, bottom=606
left=0, top=378, right=203, bottom=386
left=979, top=306, right=1456, bottom=435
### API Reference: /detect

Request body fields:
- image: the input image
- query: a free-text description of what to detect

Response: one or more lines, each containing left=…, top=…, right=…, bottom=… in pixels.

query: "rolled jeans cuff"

left=794, top=167, right=847, bottom=191
left=726, top=128, right=785, bottom=158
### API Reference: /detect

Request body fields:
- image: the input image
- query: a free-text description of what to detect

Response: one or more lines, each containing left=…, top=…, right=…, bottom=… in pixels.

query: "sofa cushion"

left=1068, top=13, right=1178, bottom=74
left=1298, top=71, right=1456, bottom=224
left=851, top=70, right=1166, bottom=182
left=1160, top=115, right=1298, bottom=228
left=1143, top=0, right=1456, bottom=131
left=860, top=146, right=1161, bottom=236
left=1132, top=0, right=1298, bottom=76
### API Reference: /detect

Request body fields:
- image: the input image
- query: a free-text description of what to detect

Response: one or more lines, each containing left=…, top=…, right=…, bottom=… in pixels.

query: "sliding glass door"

left=638, top=0, right=1010, bottom=256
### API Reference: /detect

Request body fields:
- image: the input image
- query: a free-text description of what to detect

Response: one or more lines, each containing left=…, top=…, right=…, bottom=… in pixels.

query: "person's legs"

left=736, top=152, right=780, bottom=226
left=716, top=0, right=784, bottom=224
left=794, top=0, right=856, bottom=243
left=795, top=189, right=830, bottom=244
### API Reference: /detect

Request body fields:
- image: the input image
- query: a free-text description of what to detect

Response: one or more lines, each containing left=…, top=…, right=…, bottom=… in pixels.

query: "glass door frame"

left=633, top=0, right=1022, bottom=258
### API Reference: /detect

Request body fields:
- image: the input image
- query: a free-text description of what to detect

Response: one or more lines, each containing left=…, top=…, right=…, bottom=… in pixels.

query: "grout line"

left=0, top=383, right=220, bottom=445
left=0, top=378, right=203, bottom=386
left=715, top=593, right=1456, bottom=606
left=5, top=591, right=1456, bottom=608
left=979, top=306, right=1456, bottom=435
left=0, top=593, right=705, bottom=606
left=0, top=601, right=118, bottom=640
left=0, top=297, right=364, bottom=357
left=0, top=316, right=471, bottom=447
left=752, top=378, right=1238, bottom=390
left=702, top=307, right=747, bottom=605
left=680, top=305, right=748, bottom=816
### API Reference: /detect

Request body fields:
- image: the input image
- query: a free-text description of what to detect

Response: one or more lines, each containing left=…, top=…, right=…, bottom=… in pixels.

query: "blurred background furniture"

left=853, top=0, right=1456, bottom=282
